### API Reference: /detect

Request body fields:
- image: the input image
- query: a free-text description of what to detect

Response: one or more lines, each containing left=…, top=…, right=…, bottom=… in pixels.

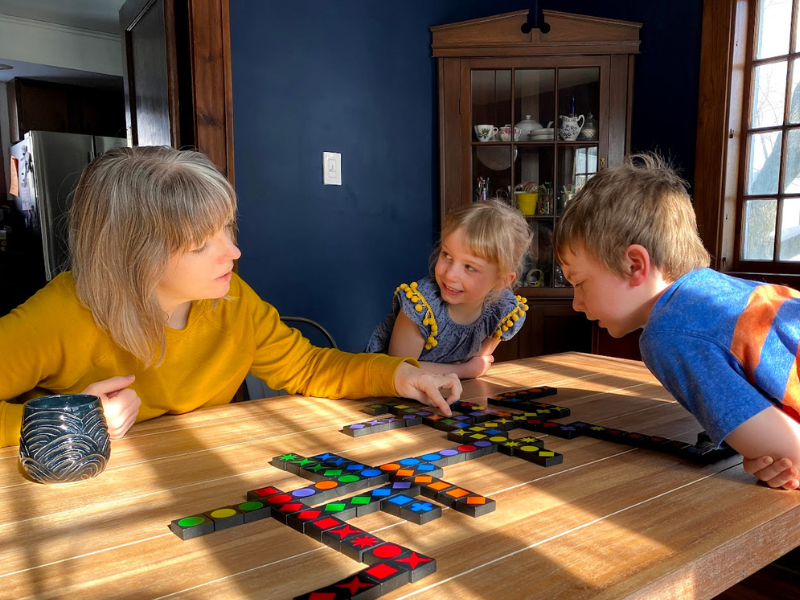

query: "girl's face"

left=156, top=225, right=241, bottom=312
left=434, top=229, right=507, bottom=312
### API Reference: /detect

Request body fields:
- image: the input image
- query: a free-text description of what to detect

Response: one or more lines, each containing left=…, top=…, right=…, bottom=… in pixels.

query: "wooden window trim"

left=695, top=0, right=800, bottom=288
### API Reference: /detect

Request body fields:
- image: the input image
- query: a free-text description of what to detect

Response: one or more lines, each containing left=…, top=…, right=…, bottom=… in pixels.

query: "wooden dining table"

left=2, top=351, right=800, bottom=600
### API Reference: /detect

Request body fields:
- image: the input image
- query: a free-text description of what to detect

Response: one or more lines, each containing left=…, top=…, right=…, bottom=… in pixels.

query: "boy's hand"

left=393, top=362, right=461, bottom=416
left=743, top=456, right=800, bottom=490
left=82, top=375, right=141, bottom=439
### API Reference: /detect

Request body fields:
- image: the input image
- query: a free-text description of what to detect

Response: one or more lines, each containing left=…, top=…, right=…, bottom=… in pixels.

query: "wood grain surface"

left=2, top=352, right=799, bottom=600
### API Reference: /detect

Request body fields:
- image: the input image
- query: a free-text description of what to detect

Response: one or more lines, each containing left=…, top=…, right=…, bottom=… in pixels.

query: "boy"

left=554, top=154, right=800, bottom=490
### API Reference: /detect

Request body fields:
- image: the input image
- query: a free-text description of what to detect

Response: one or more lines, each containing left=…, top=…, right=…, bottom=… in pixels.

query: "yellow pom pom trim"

left=493, top=295, right=529, bottom=339
left=395, top=282, right=439, bottom=350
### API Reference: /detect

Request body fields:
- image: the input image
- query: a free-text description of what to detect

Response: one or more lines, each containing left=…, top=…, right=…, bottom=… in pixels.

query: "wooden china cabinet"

left=431, top=10, right=641, bottom=361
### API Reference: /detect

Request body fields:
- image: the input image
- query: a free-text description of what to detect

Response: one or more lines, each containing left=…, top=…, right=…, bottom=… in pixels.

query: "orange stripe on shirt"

left=730, top=285, right=799, bottom=383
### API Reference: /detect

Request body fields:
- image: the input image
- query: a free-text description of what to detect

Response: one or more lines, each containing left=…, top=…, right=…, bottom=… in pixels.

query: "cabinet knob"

left=600, top=157, right=607, bottom=169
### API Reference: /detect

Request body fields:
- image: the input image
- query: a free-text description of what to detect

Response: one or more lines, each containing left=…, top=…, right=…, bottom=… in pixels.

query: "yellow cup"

left=516, top=193, right=538, bottom=215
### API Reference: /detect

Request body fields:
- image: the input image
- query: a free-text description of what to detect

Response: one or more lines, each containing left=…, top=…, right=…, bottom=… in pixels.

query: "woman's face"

left=156, top=226, right=241, bottom=312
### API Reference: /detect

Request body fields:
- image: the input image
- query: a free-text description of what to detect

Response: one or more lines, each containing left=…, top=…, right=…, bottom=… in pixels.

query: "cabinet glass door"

left=469, top=64, right=602, bottom=290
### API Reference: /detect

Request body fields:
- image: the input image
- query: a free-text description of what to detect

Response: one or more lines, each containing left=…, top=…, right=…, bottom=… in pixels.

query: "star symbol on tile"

left=335, top=576, right=375, bottom=594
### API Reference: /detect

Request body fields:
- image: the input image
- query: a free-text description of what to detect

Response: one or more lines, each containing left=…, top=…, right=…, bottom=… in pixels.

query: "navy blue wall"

left=229, top=0, right=703, bottom=352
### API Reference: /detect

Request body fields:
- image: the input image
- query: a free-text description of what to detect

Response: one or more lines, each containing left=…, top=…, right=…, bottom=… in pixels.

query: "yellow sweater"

left=0, top=272, right=410, bottom=447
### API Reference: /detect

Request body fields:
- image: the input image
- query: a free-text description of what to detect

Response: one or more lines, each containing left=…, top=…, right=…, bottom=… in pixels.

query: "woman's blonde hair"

left=68, top=146, right=237, bottom=367
left=554, top=154, right=710, bottom=281
left=435, top=199, right=533, bottom=288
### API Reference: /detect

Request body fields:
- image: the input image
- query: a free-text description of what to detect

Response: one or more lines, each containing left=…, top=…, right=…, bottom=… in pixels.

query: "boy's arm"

left=742, top=456, right=798, bottom=489
left=724, top=406, right=800, bottom=490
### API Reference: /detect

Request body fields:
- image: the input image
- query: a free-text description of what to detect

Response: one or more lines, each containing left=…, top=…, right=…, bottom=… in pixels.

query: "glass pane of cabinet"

left=469, top=65, right=602, bottom=290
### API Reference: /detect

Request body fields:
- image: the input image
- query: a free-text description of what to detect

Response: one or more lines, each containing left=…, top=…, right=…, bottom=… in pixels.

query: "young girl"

left=0, top=146, right=462, bottom=448
left=366, top=199, right=532, bottom=379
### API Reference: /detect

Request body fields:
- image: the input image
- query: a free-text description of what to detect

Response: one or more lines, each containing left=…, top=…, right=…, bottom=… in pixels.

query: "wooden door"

left=119, top=0, right=234, bottom=180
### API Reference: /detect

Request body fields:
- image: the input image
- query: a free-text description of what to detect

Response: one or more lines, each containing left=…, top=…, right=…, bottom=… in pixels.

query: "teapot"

left=515, top=115, right=543, bottom=140
left=558, top=114, right=585, bottom=141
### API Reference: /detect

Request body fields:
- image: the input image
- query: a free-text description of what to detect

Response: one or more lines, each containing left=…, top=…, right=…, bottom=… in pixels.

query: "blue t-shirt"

left=365, top=275, right=528, bottom=363
left=640, top=268, right=800, bottom=446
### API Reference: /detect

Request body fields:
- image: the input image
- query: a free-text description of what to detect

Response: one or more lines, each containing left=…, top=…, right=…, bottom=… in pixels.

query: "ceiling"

left=0, top=0, right=124, bottom=87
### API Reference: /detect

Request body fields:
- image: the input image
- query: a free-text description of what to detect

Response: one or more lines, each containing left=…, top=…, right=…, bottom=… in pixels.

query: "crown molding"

left=0, top=14, right=120, bottom=42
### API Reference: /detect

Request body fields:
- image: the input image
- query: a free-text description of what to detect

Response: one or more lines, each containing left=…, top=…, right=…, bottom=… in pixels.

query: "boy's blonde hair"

left=69, top=146, right=237, bottom=367
left=554, top=154, right=710, bottom=282
left=436, top=199, right=533, bottom=286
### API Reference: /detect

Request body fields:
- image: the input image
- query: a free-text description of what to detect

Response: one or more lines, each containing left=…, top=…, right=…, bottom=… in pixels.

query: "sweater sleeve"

left=0, top=402, right=25, bottom=447
left=0, top=275, right=77, bottom=447
left=241, top=282, right=417, bottom=399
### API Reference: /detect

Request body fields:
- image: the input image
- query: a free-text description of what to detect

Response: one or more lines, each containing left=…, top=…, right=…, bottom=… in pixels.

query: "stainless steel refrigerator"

left=9, top=131, right=128, bottom=281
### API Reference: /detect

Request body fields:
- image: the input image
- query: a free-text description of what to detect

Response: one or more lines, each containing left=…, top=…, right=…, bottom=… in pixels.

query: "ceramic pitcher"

left=558, top=114, right=585, bottom=141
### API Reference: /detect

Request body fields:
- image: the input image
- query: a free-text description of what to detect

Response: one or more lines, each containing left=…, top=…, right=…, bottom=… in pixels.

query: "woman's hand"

left=742, top=456, right=800, bottom=490
left=393, top=362, right=461, bottom=416
left=82, top=375, right=141, bottom=439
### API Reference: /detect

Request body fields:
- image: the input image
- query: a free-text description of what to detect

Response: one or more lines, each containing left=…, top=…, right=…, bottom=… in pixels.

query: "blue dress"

left=365, top=275, right=528, bottom=363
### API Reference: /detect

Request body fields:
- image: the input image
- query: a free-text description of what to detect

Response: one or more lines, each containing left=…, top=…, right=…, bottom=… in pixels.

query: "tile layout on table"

left=170, top=387, right=736, bottom=599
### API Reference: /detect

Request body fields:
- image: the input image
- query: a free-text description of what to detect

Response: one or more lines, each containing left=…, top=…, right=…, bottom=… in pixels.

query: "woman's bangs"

left=170, top=170, right=236, bottom=251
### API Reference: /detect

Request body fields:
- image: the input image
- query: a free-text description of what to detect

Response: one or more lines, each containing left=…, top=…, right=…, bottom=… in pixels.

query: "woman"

left=0, top=146, right=461, bottom=447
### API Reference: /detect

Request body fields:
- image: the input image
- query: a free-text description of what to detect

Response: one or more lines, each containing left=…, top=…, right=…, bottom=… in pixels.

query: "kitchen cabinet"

left=6, top=78, right=124, bottom=144
left=431, top=10, right=641, bottom=360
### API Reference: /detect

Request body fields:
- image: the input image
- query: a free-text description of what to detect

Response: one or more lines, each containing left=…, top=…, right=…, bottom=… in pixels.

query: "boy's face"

left=559, top=244, right=649, bottom=338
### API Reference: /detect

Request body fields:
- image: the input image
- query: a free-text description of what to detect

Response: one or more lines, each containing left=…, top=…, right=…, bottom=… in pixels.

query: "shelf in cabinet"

left=471, top=140, right=599, bottom=146
left=515, top=287, right=574, bottom=298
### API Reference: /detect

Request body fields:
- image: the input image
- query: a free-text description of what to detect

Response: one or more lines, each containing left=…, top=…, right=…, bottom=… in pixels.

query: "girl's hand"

left=460, top=355, right=495, bottom=379
left=393, top=362, right=461, bottom=416
left=743, top=456, right=800, bottom=490
left=82, top=375, right=141, bottom=439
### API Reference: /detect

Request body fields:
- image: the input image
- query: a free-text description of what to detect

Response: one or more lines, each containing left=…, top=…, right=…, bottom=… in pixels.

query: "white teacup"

left=499, top=125, right=521, bottom=141
left=474, top=124, right=498, bottom=142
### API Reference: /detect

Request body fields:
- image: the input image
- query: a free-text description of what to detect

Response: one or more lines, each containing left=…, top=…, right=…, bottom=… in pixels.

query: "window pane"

left=743, top=199, right=777, bottom=260
left=779, top=197, right=800, bottom=260
left=791, top=58, right=800, bottom=123
left=797, top=1, right=800, bottom=52
left=514, top=69, right=555, bottom=139
left=783, top=129, right=800, bottom=191
left=747, top=131, right=783, bottom=194
left=756, top=0, right=792, bottom=59
left=473, top=146, right=514, bottom=200
left=471, top=70, right=511, bottom=139
left=751, top=61, right=787, bottom=128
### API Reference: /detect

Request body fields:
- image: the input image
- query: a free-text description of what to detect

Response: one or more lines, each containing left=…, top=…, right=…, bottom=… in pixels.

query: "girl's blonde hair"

left=68, top=146, right=237, bottom=367
left=554, top=153, right=710, bottom=281
left=435, top=199, right=533, bottom=288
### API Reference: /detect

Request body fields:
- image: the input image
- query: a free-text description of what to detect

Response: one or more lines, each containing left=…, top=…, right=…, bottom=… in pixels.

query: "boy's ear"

left=625, top=244, right=650, bottom=286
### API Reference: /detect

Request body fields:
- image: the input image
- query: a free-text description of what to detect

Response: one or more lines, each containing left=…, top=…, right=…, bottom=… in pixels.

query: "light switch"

left=323, top=152, right=342, bottom=185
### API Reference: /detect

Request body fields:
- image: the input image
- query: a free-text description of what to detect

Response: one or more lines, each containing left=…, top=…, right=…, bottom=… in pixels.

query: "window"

left=741, top=0, right=800, bottom=263
left=695, top=0, right=800, bottom=282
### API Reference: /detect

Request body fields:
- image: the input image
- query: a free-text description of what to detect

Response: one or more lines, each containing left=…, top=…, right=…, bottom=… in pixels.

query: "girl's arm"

left=476, top=336, right=501, bottom=356
left=387, top=312, right=426, bottom=359
left=388, top=315, right=496, bottom=379
left=724, top=406, right=800, bottom=490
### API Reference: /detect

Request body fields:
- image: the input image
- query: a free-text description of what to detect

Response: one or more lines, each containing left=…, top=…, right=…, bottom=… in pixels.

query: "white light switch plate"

left=323, top=152, right=342, bottom=185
